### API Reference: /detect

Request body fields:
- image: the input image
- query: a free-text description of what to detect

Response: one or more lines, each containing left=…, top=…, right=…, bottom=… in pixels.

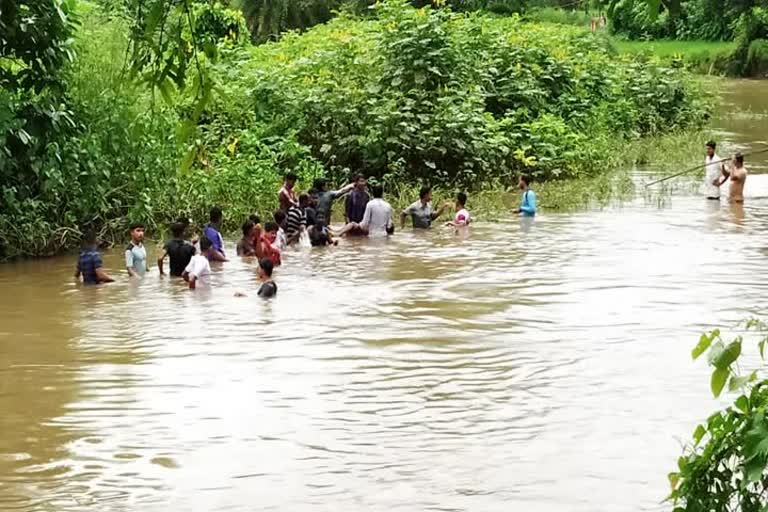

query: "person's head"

left=706, top=140, right=716, bottom=158
left=299, top=193, right=311, bottom=207
left=313, top=177, right=327, bottom=193
left=456, top=192, right=467, bottom=209
left=371, top=184, right=384, bottom=199
left=353, top=173, right=367, bottom=190
left=199, top=236, right=213, bottom=253
left=285, top=172, right=298, bottom=189
left=82, top=228, right=98, bottom=248
left=241, top=220, right=255, bottom=239
left=129, top=222, right=145, bottom=242
left=210, top=206, right=223, bottom=225
left=735, top=152, right=744, bottom=167
left=519, top=175, right=532, bottom=190
left=258, top=257, right=274, bottom=280
left=249, top=214, right=261, bottom=226
left=264, top=221, right=278, bottom=241
left=273, top=210, right=286, bottom=228
left=170, top=222, right=186, bottom=239
left=419, top=186, right=432, bottom=204
left=176, top=216, right=191, bottom=229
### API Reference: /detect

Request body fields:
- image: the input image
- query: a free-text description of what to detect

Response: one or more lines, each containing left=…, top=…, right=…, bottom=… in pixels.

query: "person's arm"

left=125, top=249, right=137, bottom=277
left=718, top=163, right=731, bottom=186
left=95, top=268, right=114, bottom=283
left=209, top=249, right=228, bottom=262
left=333, top=182, right=355, bottom=198
left=157, top=249, right=167, bottom=275
left=431, top=202, right=451, bottom=221
left=187, top=274, right=197, bottom=289
left=345, top=195, right=352, bottom=224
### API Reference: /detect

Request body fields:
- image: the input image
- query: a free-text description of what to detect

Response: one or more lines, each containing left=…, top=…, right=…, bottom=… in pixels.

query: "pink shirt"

left=454, top=208, right=470, bottom=225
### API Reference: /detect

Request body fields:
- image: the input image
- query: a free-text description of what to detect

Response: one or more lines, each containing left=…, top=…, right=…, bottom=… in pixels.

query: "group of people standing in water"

left=74, top=173, right=538, bottom=295
left=703, top=140, right=748, bottom=203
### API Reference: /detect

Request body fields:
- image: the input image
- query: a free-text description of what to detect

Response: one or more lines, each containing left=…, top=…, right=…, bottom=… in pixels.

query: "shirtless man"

left=729, top=153, right=747, bottom=203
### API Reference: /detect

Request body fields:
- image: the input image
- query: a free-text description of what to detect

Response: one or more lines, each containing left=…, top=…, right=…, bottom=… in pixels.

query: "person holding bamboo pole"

left=703, top=140, right=729, bottom=200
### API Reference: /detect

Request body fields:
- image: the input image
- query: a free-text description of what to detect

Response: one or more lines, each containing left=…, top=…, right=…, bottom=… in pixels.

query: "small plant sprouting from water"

left=669, top=319, right=768, bottom=512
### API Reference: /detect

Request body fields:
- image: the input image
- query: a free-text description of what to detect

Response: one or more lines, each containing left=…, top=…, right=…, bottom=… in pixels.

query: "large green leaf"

left=692, top=332, right=713, bottom=359
left=711, top=367, right=729, bottom=398
left=712, top=339, right=742, bottom=370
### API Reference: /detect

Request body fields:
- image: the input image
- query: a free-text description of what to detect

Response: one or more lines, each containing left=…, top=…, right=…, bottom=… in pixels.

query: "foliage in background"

left=669, top=320, right=768, bottom=511
left=0, top=1, right=706, bottom=259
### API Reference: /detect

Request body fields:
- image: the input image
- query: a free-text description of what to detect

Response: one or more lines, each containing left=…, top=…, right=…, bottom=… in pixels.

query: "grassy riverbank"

left=613, top=39, right=737, bottom=74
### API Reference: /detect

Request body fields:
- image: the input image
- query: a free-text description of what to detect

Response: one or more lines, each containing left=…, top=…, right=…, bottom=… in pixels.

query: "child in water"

left=445, top=192, right=470, bottom=227
left=234, top=257, right=278, bottom=298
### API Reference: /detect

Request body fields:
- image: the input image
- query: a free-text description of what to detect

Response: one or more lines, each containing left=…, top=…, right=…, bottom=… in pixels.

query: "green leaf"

left=693, top=424, right=706, bottom=445
left=707, top=341, right=725, bottom=366
left=735, top=395, right=749, bottom=413
left=711, top=367, right=729, bottom=398
left=668, top=472, right=680, bottom=491
left=729, top=374, right=752, bottom=392
left=692, top=332, right=712, bottom=359
left=712, top=339, right=742, bottom=370
left=759, top=338, right=766, bottom=359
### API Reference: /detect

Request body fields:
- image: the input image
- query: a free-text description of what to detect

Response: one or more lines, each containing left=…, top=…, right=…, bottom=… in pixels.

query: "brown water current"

left=1, top=79, right=767, bottom=512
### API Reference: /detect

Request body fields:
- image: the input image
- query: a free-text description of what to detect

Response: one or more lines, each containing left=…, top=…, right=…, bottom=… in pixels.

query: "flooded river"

left=1, top=79, right=767, bottom=512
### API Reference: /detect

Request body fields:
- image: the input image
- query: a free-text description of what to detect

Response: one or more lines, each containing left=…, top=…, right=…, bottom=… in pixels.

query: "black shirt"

left=164, top=238, right=195, bottom=276
left=258, top=280, right=278, bottom=298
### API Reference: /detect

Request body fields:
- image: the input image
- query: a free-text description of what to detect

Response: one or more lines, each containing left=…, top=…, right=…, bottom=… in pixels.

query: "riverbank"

left=613, top=39, right=738, bottom=75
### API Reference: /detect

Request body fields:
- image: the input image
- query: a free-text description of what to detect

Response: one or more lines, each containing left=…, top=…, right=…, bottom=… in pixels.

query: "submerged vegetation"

left=0, top=0, right=707, bottom=259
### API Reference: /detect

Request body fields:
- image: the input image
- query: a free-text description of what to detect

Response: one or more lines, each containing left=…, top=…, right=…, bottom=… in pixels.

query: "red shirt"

left=259, top=234, right=282, bottom=266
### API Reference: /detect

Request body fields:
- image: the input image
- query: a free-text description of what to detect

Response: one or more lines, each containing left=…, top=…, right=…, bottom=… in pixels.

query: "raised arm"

left=334, top=182, right=355, bottom=198
left=431, top=202, right=451, bottom=221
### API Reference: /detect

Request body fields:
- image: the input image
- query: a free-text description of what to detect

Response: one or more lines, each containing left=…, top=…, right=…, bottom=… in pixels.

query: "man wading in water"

left=729, top=153, right=747, bottom=203
left=703, top=140, right=729, bottom=200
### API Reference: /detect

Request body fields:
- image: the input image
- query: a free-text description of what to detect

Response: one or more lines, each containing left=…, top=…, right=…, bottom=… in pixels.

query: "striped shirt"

left=285, top=205, right=306, bottom=240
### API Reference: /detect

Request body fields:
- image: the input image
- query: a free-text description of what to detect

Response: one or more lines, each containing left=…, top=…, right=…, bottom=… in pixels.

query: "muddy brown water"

left=1, top=79, right=767, bottom=512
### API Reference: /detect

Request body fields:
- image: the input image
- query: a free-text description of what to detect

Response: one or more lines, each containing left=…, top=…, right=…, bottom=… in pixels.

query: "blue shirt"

left=203, top=224, right=225, bottom=255
left=77, top=249, right=103, bottom=285
left=520, top=189, right=536, bottom=216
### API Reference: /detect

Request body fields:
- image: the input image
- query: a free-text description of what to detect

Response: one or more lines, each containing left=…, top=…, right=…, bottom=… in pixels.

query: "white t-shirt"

left=454, top=208, right=470, bottom=225
left=184, top=254, right=211, bottom=286
left=704, top=153, right=724, bottom=198
left=360, top=198, right=394, bottom=237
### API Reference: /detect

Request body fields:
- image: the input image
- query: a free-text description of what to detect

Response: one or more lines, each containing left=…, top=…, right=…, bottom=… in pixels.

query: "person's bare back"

left=730, top=154, right=747, bottom=203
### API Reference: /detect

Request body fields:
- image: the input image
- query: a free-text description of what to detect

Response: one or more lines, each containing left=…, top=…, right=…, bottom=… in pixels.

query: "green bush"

left=0, top=1, right=707, bottom=259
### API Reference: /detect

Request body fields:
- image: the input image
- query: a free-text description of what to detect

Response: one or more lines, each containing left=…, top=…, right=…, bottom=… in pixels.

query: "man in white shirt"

left=703, top=140, right=729, bottom=200
left=354, top=184, right=394, bottom=237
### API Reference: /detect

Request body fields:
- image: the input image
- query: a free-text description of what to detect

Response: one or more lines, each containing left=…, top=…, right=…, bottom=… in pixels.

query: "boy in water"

left=125, top=222, right=148, bottom=277
left=285, top=194, right=309, bottom=245
left=358, top=183, right=394, bottom=237
left=75, top=229, right=114, bottom=285
left=257, top=258, right=278, bottom=298
left=261, top=221, right=283, bottom=266
left=273, top=210, right=288, bottom=251
left=183, top=236, right=213, bottom=289
left=157, top=222, right=196, bottom=277
left=446, top=192, right=471, bottom=226
left=203, top=206, right=227, bottom=261
left=237, top=220, right=257, bottom=256
left=516, top=176, right=537, bottom=216
left=703, top=140, right=729, bottom=200
left=278, top=172, right=299, bottom=211
left=729, top=153, right=747, bottom=203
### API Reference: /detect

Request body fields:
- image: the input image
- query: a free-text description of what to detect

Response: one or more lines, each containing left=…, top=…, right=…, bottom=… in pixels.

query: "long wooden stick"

left=644, top=146, right=768, bottom=187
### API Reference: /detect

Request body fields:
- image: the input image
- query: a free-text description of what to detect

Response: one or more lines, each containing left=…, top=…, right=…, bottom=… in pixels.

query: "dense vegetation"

left=607, top=0, right=768, bottom=75
left=670, top=320, right=768, bottom=511
left=0, top=0, right=706, bottom=259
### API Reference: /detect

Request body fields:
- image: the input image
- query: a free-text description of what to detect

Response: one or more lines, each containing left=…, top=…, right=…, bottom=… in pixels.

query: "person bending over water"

left=158, top=222, right=195, bottom=277
left=516, top=176, right=537, bottom=216
left=729, top=153, right=747, bottom=203
left=75, top=229, right=114, bottom=285
left=401, top=186, right=451, bottom=229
